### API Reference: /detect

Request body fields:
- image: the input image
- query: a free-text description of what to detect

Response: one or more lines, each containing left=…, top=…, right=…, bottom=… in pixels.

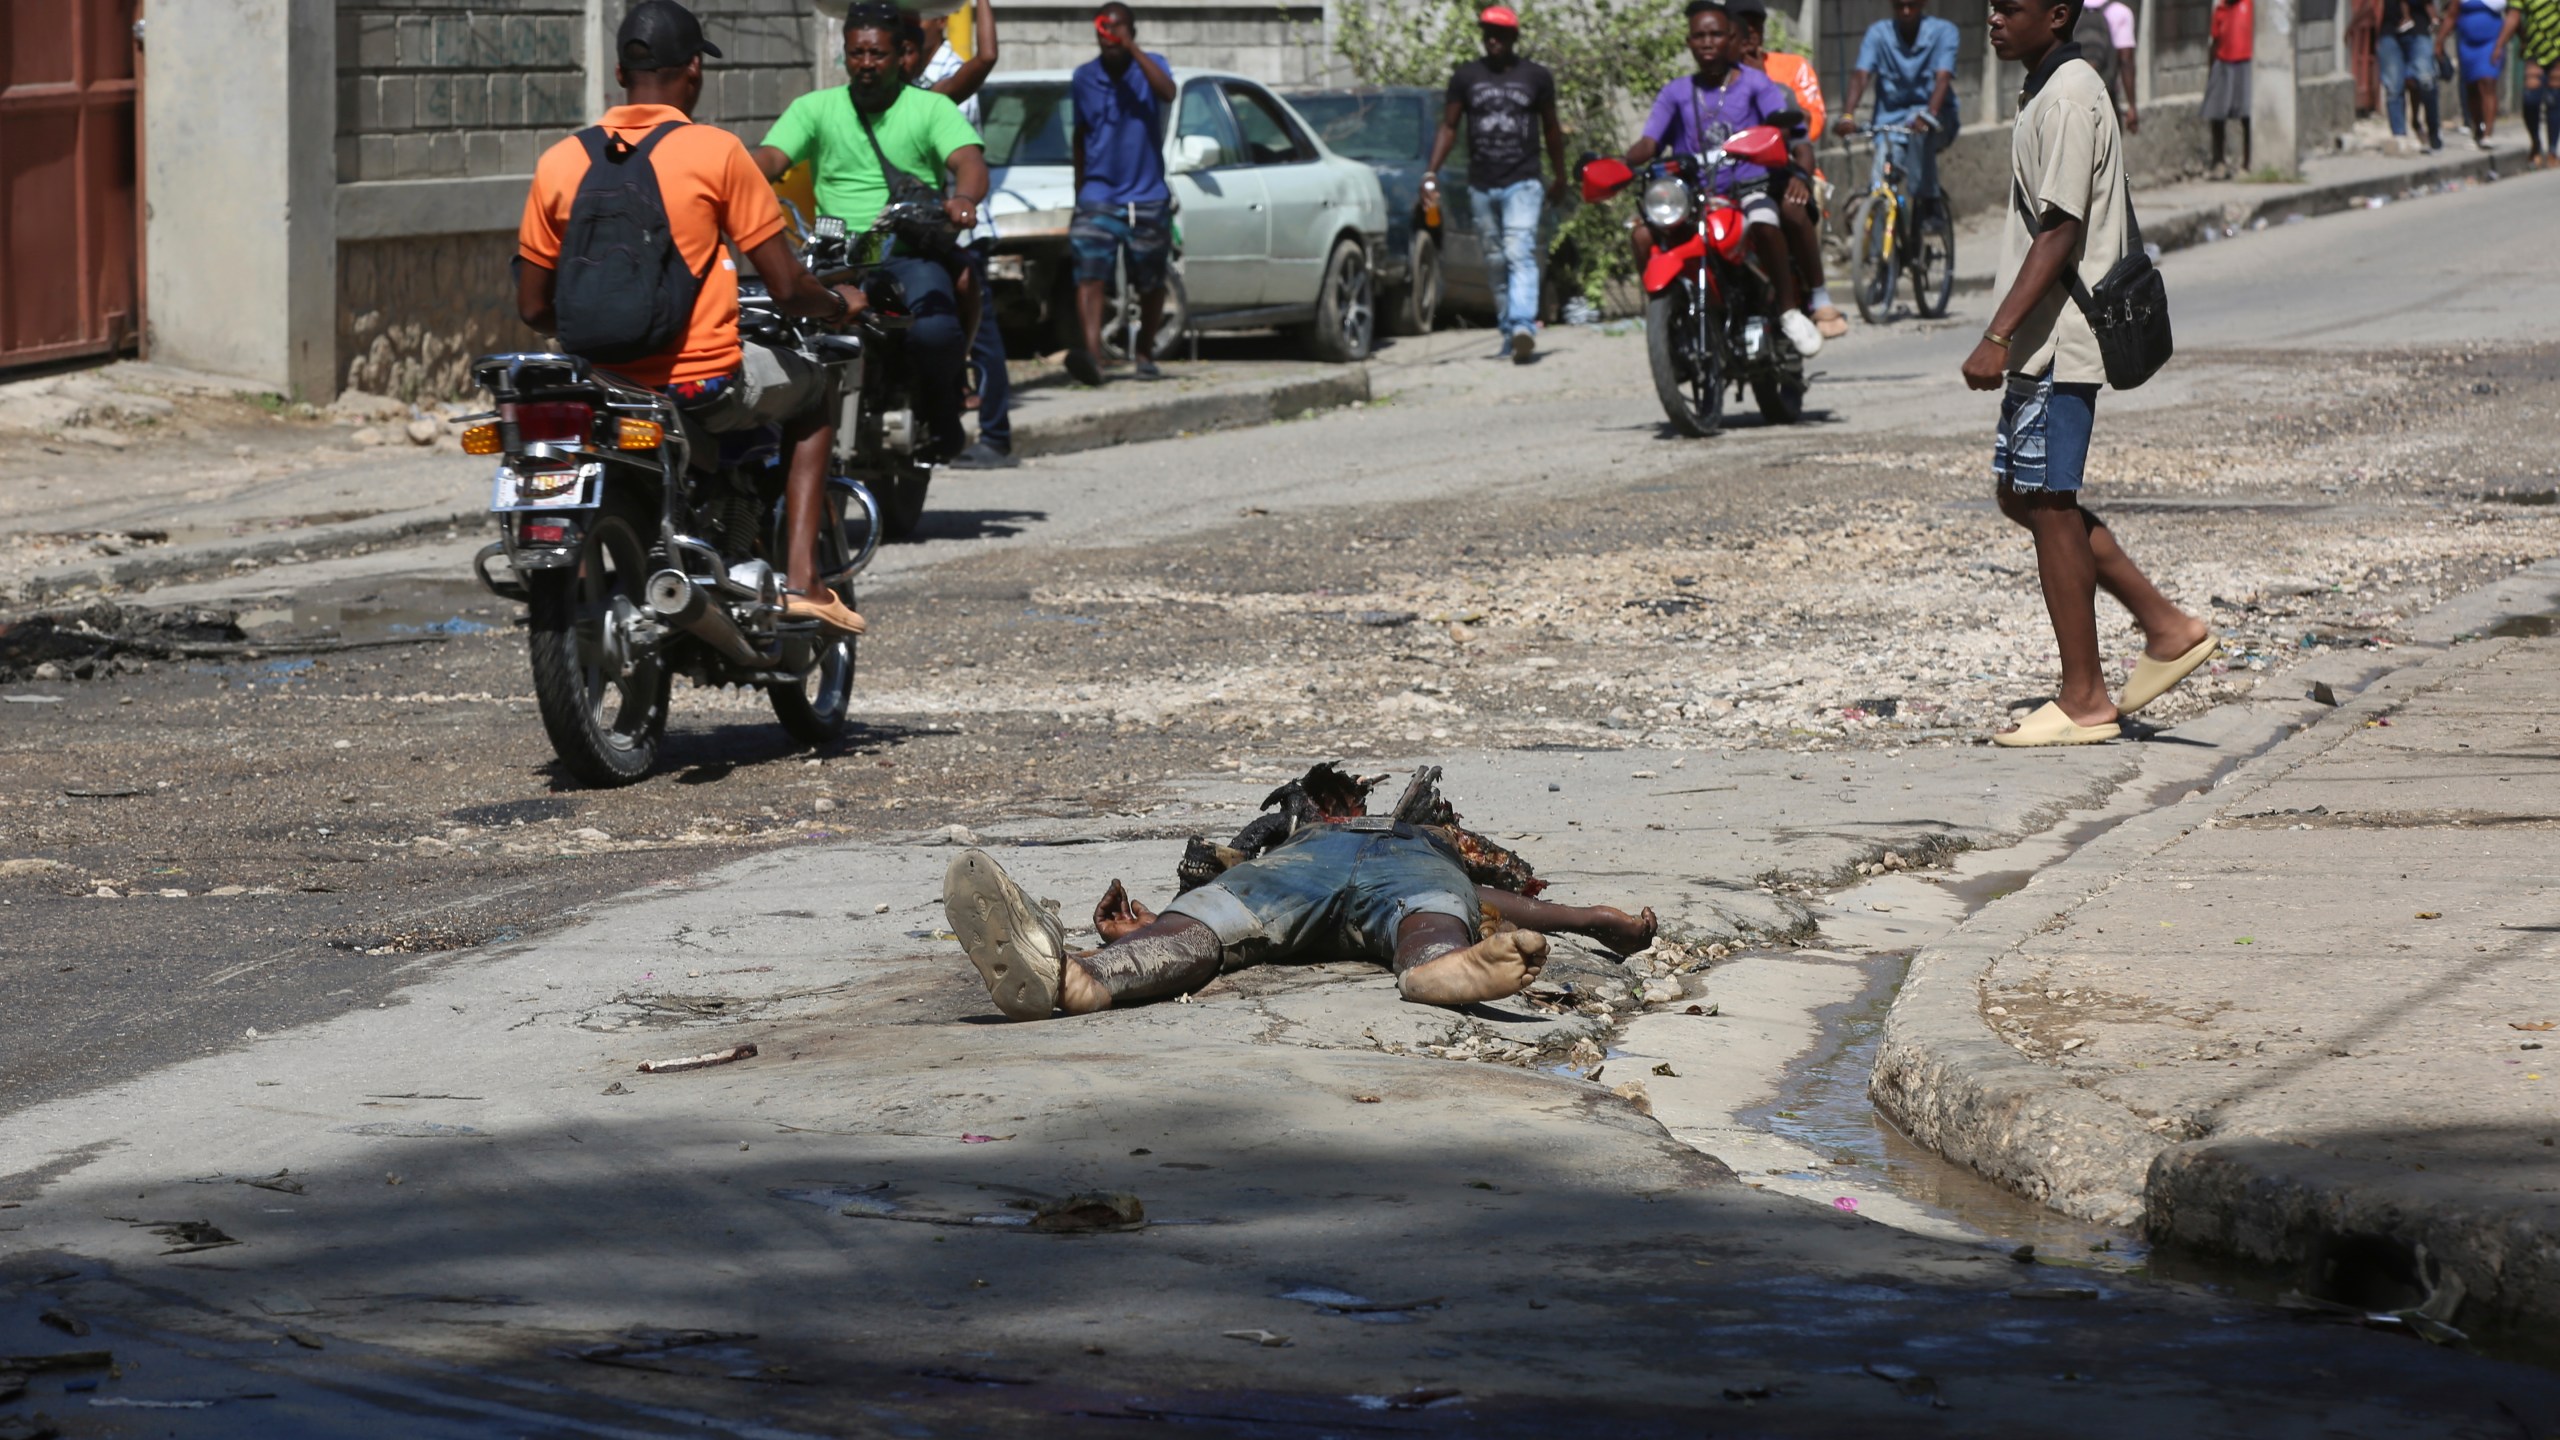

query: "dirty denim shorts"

left=1159, top=823, right=1482, bottom=973
left=1068, top=199, right=1173, bottom=293
left=1993, top=367, right=2101, bottom=495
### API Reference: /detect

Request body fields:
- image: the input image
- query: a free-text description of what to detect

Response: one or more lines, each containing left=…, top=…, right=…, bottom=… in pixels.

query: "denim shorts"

left=1068, top=199, right=1173, bottom=292
left=1159, top=823, right=1482, bottom=973
left=1993, top=368, right=2101, bottom=495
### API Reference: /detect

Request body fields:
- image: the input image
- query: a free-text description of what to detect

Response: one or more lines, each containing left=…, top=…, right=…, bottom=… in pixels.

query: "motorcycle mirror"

left=1579, top=155, right=1633, bottom=203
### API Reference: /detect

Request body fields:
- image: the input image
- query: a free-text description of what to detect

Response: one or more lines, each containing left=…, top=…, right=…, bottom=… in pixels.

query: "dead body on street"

left=944, top=765, right=1659, bottom=1019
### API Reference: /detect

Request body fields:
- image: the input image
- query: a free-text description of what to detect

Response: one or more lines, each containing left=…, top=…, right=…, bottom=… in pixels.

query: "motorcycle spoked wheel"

left=526, top=498, right=670, bottom=787
left=1646, top=281, right=1724, bottom=438
left=769, top=489, right=860, bottom=747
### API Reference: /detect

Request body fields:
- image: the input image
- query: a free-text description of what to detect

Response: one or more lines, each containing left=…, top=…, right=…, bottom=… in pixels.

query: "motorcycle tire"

left=1752, top=374, right=1807, bottom=425
left=1645, top=285, right=1724, bottom=438
left=1849, top=195, right=1898, bottom=326
left=872, top=464, right=932, bottom=542
left=1302, top=237, right=1375, bottom=363
left=1382, top=229, right=1442, bottom=337
left=769, top=490, right=860, bottom=747
left=1909, top=197, right=1956, bottom=319
left=526, top=499, right=669, bottom=787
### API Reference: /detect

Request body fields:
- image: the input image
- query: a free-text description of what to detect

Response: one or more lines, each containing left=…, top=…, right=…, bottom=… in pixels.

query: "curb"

left=1007, top=366, right=1369, bottom=460
left=12, top=504, right=482, bottom=607
left=1870, top=558, right=2560, bottom=1229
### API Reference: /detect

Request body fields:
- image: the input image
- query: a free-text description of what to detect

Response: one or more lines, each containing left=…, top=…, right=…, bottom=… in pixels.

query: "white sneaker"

left=1778, top=309, right=1824, bottom=358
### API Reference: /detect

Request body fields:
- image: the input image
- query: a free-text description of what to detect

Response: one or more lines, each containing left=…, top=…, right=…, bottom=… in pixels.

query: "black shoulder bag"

left=2013, top=179, right=2173, bottom=389
left=852, top=95, right=958, bottom=263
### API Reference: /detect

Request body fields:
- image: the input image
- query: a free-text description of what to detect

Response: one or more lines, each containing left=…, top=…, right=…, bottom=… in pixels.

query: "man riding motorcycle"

left=514, top=0, right=868, bottom=636
left=1623, top=0, right=1823, bottom=359
left=752, top=0, right=988, bottom=469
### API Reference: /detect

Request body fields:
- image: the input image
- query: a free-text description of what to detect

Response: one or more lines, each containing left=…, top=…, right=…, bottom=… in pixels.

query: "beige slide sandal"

left=2119, top=635, right=2220, bottom=715
left=1992, top=701, right=2122, bottom=748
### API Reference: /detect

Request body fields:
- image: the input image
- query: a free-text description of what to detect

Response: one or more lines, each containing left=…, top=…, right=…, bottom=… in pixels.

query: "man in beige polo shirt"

left=1960, top=0, right=2215, bottom=748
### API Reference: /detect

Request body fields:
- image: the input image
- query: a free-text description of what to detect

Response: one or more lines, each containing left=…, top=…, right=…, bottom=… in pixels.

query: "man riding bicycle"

left=752, top=0, right=991, bottom=469
left=1839, top=0, right=1961, bottom=213
left=1624, top=0, right=1823, bottom=359
left=515, top=0, right=868, bottom=636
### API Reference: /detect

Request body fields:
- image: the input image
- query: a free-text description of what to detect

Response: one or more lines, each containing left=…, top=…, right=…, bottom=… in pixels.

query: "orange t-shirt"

left=1761, top=53, right=1827, bottom=142
left=516, top=104, right=788, bottom=387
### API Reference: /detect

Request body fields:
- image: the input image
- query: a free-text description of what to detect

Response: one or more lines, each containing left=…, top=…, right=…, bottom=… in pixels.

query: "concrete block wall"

left=339, top=232, right=525, bottom=399
left=690, top=0, right=821, bottom=142
left=989, top=3, right=1331, bottom=85
left=336, top=0, right=587, bottom=184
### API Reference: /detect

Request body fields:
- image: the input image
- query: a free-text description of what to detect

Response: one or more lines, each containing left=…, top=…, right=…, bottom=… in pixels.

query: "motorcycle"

left=458, top=205, right=946, bottom=786
left=1581, top=122, right=1810, bottom=437
left=800, top=203, right=948, bottom=542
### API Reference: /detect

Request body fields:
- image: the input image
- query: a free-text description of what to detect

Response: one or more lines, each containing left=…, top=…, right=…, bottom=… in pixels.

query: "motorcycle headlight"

left=1641, top=178, right=1694, bottom=230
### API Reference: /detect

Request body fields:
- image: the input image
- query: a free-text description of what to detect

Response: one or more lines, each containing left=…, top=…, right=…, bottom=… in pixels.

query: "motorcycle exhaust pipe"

left=646, top=569, right=776, bottom=669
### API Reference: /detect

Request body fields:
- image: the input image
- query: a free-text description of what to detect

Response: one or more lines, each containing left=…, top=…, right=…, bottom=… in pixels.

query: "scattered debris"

left=1832, top=1197, right=1859, bottom=1212
left=2010, top=1284, right=2099, bottom=1301
left=636, top=1043, right=758, bottom=1074
left=2509, top=1021, right=2553, bottom=1032
left=125, top=1218, right=237, bottom=1255
left=0, top=1351, right=111, bottom=1373
left=1221, top=1329, right=1292, bottom=1347
left=237, top=1170, right=304, bottom=1195
left=285, top=1332, right=326, bottom=1350
left=1864, top=1361, right=1948, bottom=1408
left=1029, top=1191, right=1145, bottom=1233
left=334, top=1121, right=488, bottom=1138
left=35, top=1311, right=86, bottom=1338
left=959, top=1133, right=1009, bottom=1144
left=1277, top=1287, right=1443, bottom=1316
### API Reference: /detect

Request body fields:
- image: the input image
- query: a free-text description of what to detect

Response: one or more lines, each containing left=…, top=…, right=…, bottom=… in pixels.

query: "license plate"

left=491, top=461, right=600, bottom=511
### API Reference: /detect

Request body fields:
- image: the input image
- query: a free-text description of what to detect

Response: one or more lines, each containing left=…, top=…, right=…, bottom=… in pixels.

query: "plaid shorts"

left=1068, top=199, right=1173, bottom=292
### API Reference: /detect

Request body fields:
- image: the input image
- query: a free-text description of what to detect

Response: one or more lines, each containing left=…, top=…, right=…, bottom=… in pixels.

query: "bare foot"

left=1398, top=930, right=1550, bottom=1006
left=1587, top=905, right=1659, bottom=957
left=1059, top=954, right=1114, bottom=1015
left=2142, top=616, right=2213, bottom=662
left=1093, top=879, right=1156, bottom=942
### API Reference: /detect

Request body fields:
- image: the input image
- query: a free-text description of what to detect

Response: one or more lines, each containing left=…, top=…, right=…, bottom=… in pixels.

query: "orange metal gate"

left=1, top=0, right=142, bottom=369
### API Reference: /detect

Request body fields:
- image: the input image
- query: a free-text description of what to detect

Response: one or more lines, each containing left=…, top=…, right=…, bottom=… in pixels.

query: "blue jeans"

left=1868, top=125, right=1940, bottom=206
left=2377, top=30, right=2443, bottom=143
left=1159, top=823, right=1482, bottom=974
left=959, top=243, right=1011, bottom=454
left=1468, top=179, right=1544, bottom=338
left=877, top=254, right=968, bottom=457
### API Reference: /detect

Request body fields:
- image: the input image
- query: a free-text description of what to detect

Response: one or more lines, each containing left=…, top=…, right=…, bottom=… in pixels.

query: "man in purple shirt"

left=1622, top=1, right=1822, bottom=357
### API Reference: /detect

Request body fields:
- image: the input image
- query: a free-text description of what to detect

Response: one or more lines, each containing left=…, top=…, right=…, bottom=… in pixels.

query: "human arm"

left=1784, top=136, right=1816, bottom=206
left=752, top=145, right=791, bottom=181
left=1539, top=84, right=1570, bottom=199
left=1623, top=134, right=1661, bottom=166
left=1963, top=211, right=2081, bottom=389
left=1127, top=43, right=1176, bottom=102
left=1838, top=69, right=1870, bottom=131
left=943, top=142, right=990, bottom=229
left=1423, top=94, right=1462, bottom=195
left=2117, top=48, right=2140, bottom=130
left=516, top=260, right=556, bottom=333
left=744, top=232, right=865, bottom=323
left=2496, top=4, right=2519, bottom=60
left=932, top=0, right=999, bottom=103
left=754, top=99, right=816, bottom=184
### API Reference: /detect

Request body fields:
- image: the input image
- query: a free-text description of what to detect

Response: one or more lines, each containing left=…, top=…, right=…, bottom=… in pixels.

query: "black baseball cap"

left=1726, top=0, right=1769, bottom=17
left=618, top=0, right=722, bottom=70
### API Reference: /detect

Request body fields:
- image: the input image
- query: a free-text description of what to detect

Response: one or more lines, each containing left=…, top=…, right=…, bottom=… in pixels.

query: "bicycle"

left=1841, top=122, right=1955, bottom=324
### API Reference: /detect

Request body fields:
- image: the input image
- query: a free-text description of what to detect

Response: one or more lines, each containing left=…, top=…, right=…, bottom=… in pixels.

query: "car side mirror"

left=1170, top=134, right=1221, bottom=174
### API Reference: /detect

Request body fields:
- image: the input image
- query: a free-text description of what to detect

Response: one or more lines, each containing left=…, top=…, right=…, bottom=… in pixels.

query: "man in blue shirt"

left=1840, top=0, right=1962, bottom=208
left=1067, top=2, right=1175, bottom=384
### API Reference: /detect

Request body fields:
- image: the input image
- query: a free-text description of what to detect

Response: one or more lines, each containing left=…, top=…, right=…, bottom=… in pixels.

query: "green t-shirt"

left=760, top=85, right=984, bottom=231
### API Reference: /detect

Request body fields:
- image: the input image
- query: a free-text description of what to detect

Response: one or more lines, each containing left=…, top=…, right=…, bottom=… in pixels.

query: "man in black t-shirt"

left=1424, top=5, right=1568, bottom=363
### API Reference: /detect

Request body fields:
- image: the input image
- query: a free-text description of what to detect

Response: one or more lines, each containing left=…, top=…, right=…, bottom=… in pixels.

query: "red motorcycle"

left=1582, top=124, right=1808, bottom=437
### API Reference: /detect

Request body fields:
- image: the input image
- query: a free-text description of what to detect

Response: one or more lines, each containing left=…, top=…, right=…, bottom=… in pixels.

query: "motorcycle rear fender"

left=1643, top=233, right=1707, bottom=295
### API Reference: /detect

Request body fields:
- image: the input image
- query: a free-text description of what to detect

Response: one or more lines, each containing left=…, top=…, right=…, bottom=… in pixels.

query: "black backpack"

left=553, top=122, right=708, bottom=365
left=2075, top=1, right=2127, bottom=98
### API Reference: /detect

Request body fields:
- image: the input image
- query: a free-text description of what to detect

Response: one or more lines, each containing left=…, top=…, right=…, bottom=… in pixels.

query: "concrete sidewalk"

left=1875, top=559, right=2560, bottom=1338
left=1945, top=131, right=2538, bottom=293
left=0, top=355, right=1365, bottom=604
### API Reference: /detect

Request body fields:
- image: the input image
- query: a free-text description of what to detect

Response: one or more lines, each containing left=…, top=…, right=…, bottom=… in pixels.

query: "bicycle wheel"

left=1907, top=195, right=1956, bottom=319
left=1849, top=193, right=1898, bottom=325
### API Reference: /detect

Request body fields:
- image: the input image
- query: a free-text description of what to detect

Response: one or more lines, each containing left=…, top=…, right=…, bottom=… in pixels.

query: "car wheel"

left=1302, top=237, right=1374, bottom=363
left=1383, top=230, right=1441, bottom=336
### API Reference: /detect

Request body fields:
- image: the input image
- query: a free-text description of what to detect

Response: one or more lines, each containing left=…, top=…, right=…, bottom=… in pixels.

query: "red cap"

left=1478, top=5, right=1520, bottom=27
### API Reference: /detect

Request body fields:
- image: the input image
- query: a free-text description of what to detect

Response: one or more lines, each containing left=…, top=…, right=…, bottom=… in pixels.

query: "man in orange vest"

left=1729, top=0, right=1846, bottom=338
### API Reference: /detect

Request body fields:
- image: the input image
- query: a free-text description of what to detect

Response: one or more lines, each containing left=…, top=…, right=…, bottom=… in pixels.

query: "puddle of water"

left=2488, top=612, right=2557, bottom=638
left=1740, top=954, right=2150, bottom=1267
left=389, top=617, right=497, bottom=636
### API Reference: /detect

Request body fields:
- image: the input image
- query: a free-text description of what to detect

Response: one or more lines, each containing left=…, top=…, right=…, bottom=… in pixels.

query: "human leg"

left=1396, top=919, right=1548, bottom=1005
left=1120, top=201, right=1175, bottom=371
left=1992, top=373, right=2114, bottom=728
left=2239, top=116, right=2253, bottom=170
left=960, top=245, right=1015, bottom=460
left=1473, top=185, right=1517, bottom=341
left=1496, top=179, right=1545, bottom=347
left=878, top=256, right=969, bottom=460
left=2379, top=33, right=2412, bottom=134
left=1066, top=202, right=1122, bottom=383
left=718, top=342, right=862, bottom=632
left=2210, top=118, right=2229, bottom=168
left=1479, top=886, right=1658, bottom=956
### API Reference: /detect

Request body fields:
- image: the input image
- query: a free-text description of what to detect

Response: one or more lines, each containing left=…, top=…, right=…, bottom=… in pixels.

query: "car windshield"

left=1285, top=92, right=1427, bottom=164
left=977, top=83, right=1073, bottom=168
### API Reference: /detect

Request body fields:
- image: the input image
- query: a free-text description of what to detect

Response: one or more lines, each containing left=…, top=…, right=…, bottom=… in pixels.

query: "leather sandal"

left=783, top=589, right=867, bottom=636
